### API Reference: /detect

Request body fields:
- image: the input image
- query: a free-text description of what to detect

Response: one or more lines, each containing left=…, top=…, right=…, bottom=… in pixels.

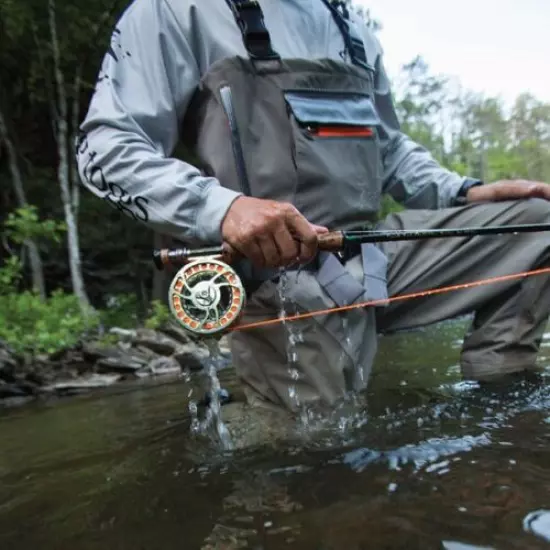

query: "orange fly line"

left=229, top=267, right=550, bottom=333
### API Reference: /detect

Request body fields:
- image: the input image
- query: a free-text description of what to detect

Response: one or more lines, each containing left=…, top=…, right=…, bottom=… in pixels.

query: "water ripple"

left=341, top=433, right=492, bottom=473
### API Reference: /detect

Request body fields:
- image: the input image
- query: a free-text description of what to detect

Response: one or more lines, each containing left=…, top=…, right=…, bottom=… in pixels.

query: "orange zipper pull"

left=309, top=125, right=374, bottom=138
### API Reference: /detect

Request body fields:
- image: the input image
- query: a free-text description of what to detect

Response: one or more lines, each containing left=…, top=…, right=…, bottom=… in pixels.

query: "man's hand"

left=467, top=179, right=550, bottom=203
left=221, top=197, right=328, bottom=268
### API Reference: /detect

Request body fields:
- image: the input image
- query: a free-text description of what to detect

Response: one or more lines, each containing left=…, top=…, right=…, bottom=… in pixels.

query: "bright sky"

left=359, top=0, right=550, bottom=105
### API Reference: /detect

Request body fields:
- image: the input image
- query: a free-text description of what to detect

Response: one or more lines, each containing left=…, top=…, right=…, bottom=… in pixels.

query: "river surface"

left=3, top=318, right=550, bottom=549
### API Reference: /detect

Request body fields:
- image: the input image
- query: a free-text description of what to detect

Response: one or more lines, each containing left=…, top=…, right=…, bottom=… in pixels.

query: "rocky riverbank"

left=0, top=321, right=232, bottom=405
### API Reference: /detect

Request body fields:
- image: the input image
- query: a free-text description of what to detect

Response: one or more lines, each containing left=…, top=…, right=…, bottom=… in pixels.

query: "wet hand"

left=221, top=197, right=328, bottom=268
left=467, top=179, right=550, bottom=203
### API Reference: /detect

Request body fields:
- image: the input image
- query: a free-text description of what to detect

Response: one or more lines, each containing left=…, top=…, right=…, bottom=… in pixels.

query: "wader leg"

left=229, top=256, right=378, bottom=412
left=376, top=198, right=550, bottom=381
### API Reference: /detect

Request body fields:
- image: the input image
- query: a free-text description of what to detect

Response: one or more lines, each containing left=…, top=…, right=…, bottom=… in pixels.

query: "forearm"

left=76, top=124, right=241, bottom=244
left=382, top=133, right=475, bottom=209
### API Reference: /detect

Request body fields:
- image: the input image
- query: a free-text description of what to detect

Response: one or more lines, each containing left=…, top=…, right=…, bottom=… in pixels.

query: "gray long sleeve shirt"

left=77, top=0, right=472, bottom=244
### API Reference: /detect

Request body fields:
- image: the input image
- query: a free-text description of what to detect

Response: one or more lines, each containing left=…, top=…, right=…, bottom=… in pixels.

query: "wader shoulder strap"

left=224, top=0, right=280, bottom=60
left=225, top=0, right=370, bottom=70
left=318, top=0, right=370, bottom=70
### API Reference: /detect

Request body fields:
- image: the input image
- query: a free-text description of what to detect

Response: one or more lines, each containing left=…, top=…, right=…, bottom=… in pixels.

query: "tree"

left=0, top=102, right=46, bottom=298
left=46, top=0, right=91, bottom=311
left=344, top=1, right=383, bottom=32
left=391, top=56, right=550, bottom=187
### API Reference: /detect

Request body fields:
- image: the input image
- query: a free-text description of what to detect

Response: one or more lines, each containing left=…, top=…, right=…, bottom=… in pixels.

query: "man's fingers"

left=220, top=197, right=329, bottom=269
left=256, top=234, right=281, bottom=268
left=244, top=239, right=266, bottom=268
left=478, top=180, right=550, bottom=202
left=527, top=182, right=550, bottom=200
left=285, top=207, right=318, bottom=262
left=273, top=225, right=300, bottom=266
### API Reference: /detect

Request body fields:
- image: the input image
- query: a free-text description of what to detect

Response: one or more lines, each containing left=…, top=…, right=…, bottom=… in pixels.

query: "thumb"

left=311, top=223, right=330, bottom=234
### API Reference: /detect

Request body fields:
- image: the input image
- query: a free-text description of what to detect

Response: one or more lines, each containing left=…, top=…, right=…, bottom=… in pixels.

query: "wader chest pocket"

left=284, top=91, right=379, bottom=139
left=284, top=90, right=383, bottom=227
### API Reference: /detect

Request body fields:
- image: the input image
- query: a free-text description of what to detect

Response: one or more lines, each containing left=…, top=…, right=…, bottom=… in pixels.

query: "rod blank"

left=343, top=222, right=550, bottom=243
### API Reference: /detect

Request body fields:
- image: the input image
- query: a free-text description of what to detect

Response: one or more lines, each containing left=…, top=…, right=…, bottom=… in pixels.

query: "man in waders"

left=77, top=0, right=550, bottom=418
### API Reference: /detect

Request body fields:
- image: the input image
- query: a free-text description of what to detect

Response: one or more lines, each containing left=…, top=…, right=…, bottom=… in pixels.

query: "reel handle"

left=153, top=232, right=344, bottom=270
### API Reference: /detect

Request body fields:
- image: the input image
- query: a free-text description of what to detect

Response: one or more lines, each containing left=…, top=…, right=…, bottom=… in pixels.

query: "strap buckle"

left=229, top=0, right=280, bottom=61
left=320, top=0, right=371, bottom=71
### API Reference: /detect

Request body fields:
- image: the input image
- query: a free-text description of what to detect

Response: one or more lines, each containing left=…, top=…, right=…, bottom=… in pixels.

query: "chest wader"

left=182, top=0, right=390, bottom=412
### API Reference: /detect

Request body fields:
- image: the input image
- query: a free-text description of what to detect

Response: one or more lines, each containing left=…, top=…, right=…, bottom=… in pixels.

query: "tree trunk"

left=70, top=69, right=82, bottom=216
left=48, top=0, right=91, bottom=313
left=0, top=104, right=47, bottom=299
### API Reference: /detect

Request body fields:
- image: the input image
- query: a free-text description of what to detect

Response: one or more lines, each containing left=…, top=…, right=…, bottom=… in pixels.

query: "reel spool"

left=168, top=258, right=245, bottom=336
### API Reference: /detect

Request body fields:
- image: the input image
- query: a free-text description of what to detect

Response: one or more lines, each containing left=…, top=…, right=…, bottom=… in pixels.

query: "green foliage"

left=393, top=57, right=550, bottom=186
left=4, top=205, right=66, bottom=245
left=0, top=207, right=96, bottom=356
left=96, top=333, right=119, bottom=348
left=0, top=290, right=100, bottom=355
left=99, top=293, right=139, bottom=329
left=0, top=256, right=23, bottom=295
left=0, top=207, right=66, bottom=296
left=144, top=300, right=171, bottom=330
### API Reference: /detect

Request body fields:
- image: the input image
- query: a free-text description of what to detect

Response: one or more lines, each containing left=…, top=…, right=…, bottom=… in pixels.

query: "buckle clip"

left=230, top=0, right=280, bottom=61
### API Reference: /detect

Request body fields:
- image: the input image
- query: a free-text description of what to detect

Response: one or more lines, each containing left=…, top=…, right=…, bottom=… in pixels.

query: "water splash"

left=187, top=339, right=233, bottom=450
left=342, top=433, right=492, bottom=474
left=341, top=316, right=363, bottom=387
left=202, top=339, right=233, bottom=449
left=188, top=398, right=201, bottom=435
left=277, top=270, right=304, bottom=412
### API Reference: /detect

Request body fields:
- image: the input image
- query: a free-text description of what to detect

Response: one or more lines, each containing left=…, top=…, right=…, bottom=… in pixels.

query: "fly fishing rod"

left=153, top=222, right=550, bottom=336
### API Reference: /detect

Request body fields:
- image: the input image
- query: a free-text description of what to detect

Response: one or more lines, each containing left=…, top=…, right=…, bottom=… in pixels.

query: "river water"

left=3, top=318, right=550, bottom=549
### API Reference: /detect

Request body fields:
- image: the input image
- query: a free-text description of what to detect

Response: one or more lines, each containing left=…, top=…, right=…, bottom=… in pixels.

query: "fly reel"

left=168, top=258, right=245, bottom=336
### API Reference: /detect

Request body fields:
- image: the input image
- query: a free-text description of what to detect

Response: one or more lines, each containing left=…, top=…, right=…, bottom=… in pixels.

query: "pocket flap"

left=284, top=91, right=380, bottom=127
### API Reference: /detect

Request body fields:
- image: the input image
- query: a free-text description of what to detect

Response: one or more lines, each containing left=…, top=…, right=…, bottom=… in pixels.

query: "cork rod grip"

left=317, top=232, right=345, bottom=251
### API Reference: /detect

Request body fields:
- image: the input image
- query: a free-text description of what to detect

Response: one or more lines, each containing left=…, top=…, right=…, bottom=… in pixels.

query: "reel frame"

left=168, top=256, right=246, bottom=336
